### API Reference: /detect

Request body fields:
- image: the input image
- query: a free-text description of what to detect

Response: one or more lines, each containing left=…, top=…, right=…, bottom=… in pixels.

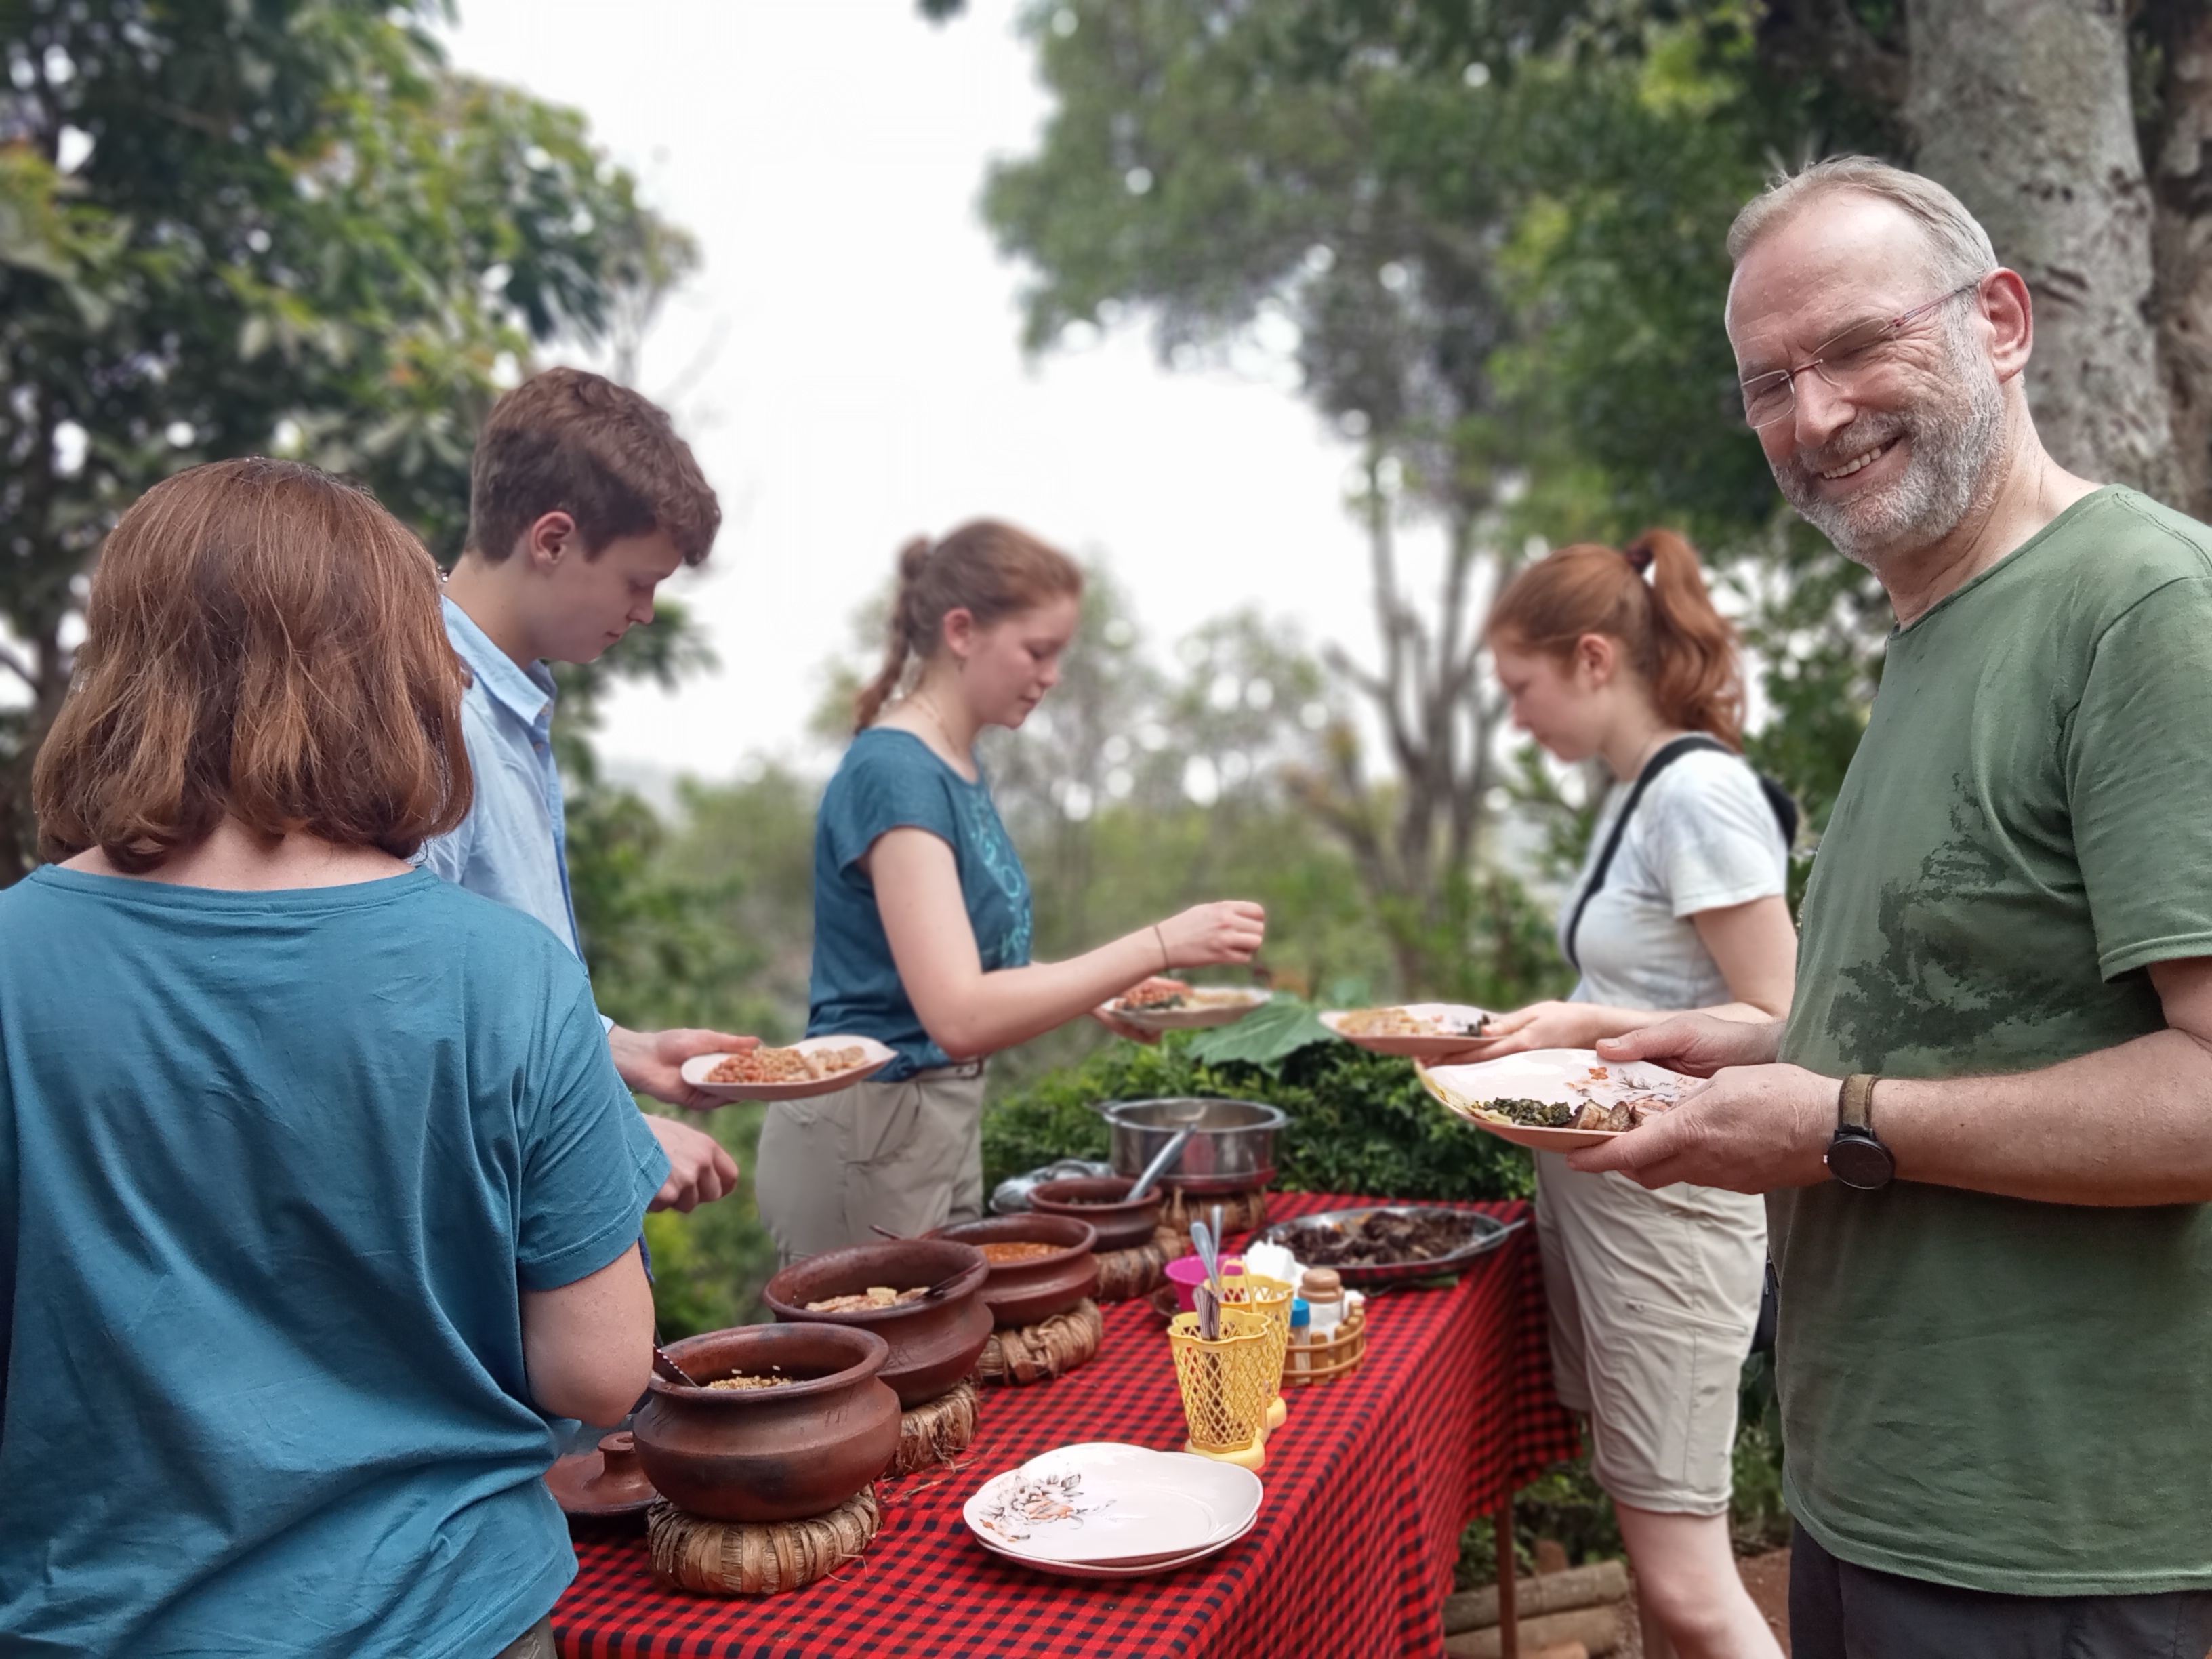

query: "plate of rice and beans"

left=1319, top=1003, right=1495, bottom=1060
left=1098, top=978, right=1273, bottom=1033
left=679, top=1036, right=897, bottom=1103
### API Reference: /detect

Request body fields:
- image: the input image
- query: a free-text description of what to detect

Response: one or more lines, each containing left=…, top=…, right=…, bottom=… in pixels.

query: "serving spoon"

left=651, top=1343, right=702, bottom=1389
left=1189, top=1218, right=1227, bottom=1303
left=1126, top=1126, right=1193, bottom=1202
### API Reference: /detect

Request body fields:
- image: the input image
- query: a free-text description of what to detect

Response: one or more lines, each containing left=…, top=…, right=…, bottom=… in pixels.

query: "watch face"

left=1826, top=1132, right=1896, bottom=1191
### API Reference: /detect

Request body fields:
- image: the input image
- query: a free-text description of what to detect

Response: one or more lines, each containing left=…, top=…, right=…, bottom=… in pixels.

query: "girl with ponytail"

left=1461, top=530, right=1794, bottom=1659
left=758, top=520, right=1267, bottom=1261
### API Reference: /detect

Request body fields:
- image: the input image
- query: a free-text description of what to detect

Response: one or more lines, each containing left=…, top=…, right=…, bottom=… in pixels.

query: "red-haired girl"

left=1467, top=530, right=1793, bottom=1659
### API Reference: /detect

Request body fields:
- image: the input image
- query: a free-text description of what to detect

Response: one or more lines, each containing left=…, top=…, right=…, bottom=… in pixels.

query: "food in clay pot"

left=631, top=1324, right=901, bottom=1523
left=763, top=1238, right=991, bottom=1407
left=1025, top=1175, right=1162, bottom=1253
left=928, top=1214, right=1098, bottom=1328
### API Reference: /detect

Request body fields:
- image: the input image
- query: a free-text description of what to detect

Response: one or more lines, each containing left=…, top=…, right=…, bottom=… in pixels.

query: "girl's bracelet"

left=1152, top=923, right=1170, bottom=973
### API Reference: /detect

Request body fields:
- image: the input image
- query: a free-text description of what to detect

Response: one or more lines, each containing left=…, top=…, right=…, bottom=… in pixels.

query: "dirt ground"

left=1614, top=1549, right=1791, bottom=1658
left=1737, top=1549, right=1792, bottom=1654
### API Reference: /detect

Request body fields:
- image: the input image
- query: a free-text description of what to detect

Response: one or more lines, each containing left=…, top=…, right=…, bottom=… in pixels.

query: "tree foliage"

left=972, top=0, right=1903, bottom=987
left=0, top=0, right=693, bottom=878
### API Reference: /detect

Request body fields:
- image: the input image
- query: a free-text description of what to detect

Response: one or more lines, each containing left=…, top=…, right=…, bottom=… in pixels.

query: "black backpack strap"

left=1563, top=735, right=1729, bottom=972
left=1757, top=774, right=1801, bottom=851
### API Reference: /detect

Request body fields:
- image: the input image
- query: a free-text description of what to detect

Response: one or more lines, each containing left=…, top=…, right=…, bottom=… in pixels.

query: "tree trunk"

left=2148, top=0, right=2212, bottom=520
left=1904, top=0, right=2178, bottom=500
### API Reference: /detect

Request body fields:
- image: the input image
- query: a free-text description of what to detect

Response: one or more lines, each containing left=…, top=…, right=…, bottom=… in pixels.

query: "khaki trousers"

left=1533, top=1149, right=1766, bottom=1515
left=493, top=1616, right=556, bottom=1659
left=755, top=1065, right=987, bottom=1263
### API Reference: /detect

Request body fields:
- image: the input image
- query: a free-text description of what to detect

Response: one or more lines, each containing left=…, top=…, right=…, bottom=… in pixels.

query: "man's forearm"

left=1878, top=1027, right=2212, bottom=1205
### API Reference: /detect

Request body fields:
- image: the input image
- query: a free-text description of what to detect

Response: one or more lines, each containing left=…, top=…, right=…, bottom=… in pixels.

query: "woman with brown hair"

left=1458, top=531, right=1793, bottom=1659
left=0, top=459, right=663, bottom=1659
left=757, top=520, right=1266, bottom=1261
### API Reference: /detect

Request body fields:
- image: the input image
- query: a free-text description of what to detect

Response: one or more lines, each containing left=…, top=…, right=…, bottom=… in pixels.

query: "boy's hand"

left=609, top=1025, right=760, bottom=1110
left=644, top=1115, right=741, bottom=1212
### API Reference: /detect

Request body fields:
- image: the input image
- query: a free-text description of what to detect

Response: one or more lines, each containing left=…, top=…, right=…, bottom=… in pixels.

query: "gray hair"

left=1727, top=156, right=1996, bottom=287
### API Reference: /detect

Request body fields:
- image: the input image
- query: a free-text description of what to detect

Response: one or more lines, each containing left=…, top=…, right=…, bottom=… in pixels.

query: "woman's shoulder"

left=820, top=728, right=974, bottom=851
left=836, top=725, right=939, bottom=776
left=1645, top=743, right=1765, bottom=809
left=830, top=728, right=973, bottom=803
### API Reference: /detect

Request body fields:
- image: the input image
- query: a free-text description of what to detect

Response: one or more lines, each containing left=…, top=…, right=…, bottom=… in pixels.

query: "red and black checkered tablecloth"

left=554, top=1194, right=1578, bottom=1659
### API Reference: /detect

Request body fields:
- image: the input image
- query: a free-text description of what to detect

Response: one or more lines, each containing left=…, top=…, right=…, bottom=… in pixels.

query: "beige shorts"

left=493, top=1616, right=556, bottom=1659
left=754, top=1065, right=987, bottom=1264
left=1534, top=1150, right=1766, bottom=1516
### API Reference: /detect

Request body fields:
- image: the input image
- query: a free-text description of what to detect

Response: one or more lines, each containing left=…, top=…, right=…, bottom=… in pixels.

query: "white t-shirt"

left=1560, top=747, right=1788, bottom=1012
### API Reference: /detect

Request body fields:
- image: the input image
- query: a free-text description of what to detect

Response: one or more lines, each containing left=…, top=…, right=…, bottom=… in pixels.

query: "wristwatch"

left=1826, top=1073, right=1896, bottom=1191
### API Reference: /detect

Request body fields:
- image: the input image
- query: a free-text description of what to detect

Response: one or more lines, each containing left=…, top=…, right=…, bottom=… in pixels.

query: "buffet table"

left=554, top=1193, right=1577, bottom=1659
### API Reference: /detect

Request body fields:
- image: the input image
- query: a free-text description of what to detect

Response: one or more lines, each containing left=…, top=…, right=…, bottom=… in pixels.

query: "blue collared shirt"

left=420, top=598, right=585, bottom=960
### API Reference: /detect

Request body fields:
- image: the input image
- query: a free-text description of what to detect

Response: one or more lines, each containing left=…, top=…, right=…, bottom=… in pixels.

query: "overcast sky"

left=440, top=0, right=1390, bottom=787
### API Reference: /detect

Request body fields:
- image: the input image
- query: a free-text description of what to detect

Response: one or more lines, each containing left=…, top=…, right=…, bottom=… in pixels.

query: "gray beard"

left=1773, top=347, right=2007, bottom=568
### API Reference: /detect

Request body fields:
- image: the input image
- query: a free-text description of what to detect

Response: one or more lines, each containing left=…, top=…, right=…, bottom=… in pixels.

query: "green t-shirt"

left=1775, top=486, right=2212, bottom=1595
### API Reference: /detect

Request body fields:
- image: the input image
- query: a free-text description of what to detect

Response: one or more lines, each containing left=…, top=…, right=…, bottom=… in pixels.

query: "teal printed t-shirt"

left=1774, top=487, right=2212, bottom=1596
left=0, top=867, right=669, bottom=1658
left=809, top=727, right=1033, bottom=1078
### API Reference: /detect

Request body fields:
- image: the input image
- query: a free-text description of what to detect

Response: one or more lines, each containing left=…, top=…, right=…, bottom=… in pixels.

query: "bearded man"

left=1584, top=157, right=2212, bottom=1654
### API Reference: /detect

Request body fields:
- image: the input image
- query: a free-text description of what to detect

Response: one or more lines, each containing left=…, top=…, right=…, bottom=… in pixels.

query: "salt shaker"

left=1301, top=1267, right=1345, bottom=1337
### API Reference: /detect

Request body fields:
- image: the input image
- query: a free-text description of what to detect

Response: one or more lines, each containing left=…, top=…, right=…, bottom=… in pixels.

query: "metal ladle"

left=1125, top=1126, right=1193, bottom=1202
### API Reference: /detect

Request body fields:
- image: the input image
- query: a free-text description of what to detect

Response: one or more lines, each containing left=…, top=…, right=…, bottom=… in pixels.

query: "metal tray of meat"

left=1248, top=1205, right=1525, bottom=1288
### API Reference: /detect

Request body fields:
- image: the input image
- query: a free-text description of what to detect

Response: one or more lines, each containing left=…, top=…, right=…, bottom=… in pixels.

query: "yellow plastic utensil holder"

left=1223, top=1271, right=1294, bottom=1432
left=1168, top=1305, right=1274, bottom=1470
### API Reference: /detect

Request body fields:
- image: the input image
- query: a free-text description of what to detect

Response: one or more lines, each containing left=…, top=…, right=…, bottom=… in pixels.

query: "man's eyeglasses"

left=1738, top=280, right=1987, bottom=430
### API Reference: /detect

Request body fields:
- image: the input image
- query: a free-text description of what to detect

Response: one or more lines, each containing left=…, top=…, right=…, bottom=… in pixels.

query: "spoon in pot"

left=652, top=1343, right=703, bottom=1389
left=862, top=1227, right=970, bottom=1302
left=1126, top=1126, right=1193, bottom=1202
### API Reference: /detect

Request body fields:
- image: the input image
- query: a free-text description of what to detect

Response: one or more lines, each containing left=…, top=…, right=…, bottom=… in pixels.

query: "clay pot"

left=1028, top=1176, right=1162, bottom=1252
left=632, top=1324, right=900, bottom=1523
left=930, top=1215, right=1099, bottom=1328
left=763, top=1240, right=992, bottom=1408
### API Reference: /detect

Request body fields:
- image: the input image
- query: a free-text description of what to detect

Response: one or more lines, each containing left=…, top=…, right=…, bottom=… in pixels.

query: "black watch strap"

left=1826, top=1073, right=1897, bottom=1190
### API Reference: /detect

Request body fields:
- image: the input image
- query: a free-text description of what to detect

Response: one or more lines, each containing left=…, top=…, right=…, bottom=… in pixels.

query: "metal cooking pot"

left=1099, top=1097, right=1287, bottom=1195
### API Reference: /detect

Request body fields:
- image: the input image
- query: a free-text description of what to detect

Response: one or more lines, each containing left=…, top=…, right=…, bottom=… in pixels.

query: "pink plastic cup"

left=1164, top=1254, right=1246, bottom=1314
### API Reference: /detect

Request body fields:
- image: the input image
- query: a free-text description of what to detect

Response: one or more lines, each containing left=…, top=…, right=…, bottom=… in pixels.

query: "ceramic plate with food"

left=678, top=1035, right=896, bottom=1103
left=964, top=1442, right=1262, bottom=1568
left=1417, top=1048, right=1698, bottom=1151
left=1099, top=979, right=1273, bottom=1033
left=1319, top=1002, right=1494, bottom=1060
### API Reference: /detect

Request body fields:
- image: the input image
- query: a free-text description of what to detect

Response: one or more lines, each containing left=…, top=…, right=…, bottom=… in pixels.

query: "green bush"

left=982, top=1027, right=1534, bottom=1204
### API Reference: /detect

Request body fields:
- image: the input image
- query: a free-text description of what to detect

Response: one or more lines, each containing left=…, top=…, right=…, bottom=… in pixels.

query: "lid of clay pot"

left=544, top=1431, right=659, bottom=1519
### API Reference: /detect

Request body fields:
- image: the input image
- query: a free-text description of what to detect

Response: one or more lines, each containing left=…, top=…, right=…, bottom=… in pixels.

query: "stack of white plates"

left=962, top=1442, right=1264, bottom=1578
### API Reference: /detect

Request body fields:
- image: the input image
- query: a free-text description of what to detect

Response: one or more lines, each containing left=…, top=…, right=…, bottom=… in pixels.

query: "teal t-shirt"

left=0, top=866, right=669, bottom=1657
left=1775, top=487, right=2212, bottom=1595
left=808, top=728, right=1033, bottom=1078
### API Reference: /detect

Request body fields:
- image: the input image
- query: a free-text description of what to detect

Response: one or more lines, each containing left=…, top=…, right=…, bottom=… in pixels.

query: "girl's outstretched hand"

left=1157, top=901, right=1267, bottom=968
left=1432, top=1000, right=1603, bottom=1062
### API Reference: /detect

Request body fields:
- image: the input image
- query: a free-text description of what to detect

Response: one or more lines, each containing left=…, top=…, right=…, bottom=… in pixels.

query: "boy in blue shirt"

left=424, top=367, right=749, bottom=1211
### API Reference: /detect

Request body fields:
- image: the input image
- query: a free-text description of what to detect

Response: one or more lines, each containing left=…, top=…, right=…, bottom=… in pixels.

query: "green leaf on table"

left=1187, top=996, right=1337, bottom=1071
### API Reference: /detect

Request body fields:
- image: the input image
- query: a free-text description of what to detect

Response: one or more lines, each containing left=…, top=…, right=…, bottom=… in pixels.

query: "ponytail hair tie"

left=1623, top=540, right=1656, bottom=575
